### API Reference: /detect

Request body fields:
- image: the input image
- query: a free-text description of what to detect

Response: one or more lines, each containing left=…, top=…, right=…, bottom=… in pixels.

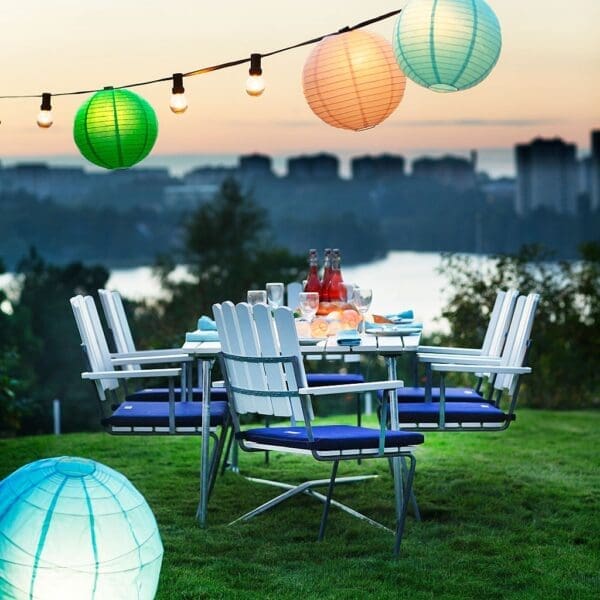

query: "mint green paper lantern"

left=393, top=0, right=502, bottom=92
left=74, top=88, right=158, bottom=169
left=0, top=457, right=163, bottom=600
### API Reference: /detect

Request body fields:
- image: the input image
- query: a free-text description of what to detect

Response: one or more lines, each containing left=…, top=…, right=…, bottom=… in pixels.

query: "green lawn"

left=1, top=410, right=599, bottom=599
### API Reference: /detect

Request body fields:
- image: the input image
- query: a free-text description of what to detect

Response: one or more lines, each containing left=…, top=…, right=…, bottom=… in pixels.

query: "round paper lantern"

left=0, top=457, right=163, bottom=600
left=302, top=29, right=406, bottom=131
left=393, top=0, right=502, bottom=92
left=73, top=88, right=158, bottom=169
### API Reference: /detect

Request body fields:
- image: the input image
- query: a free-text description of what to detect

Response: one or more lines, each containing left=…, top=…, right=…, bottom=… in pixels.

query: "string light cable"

left=0, top=8, right=402, bottom=106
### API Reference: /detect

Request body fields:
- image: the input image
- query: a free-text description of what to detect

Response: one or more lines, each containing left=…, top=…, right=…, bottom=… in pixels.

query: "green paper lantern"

left=73, top=88, right=158, bottom=169
left=0, top=457, right=163, bottom=599
left=393, top=0, right=502, bottom=92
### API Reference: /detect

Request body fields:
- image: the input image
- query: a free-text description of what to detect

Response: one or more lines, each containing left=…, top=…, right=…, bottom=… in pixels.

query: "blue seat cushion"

left=126, top=387, right=229, bottom=403
left=240, top=425, right=423, bottom=451
left=377, top=387, right=485, bottom=403
left=307, top=373, right=365, bottom=386
left=397, top=401, right=513, bottom=424
left=102, top=401, right=229, bottom=428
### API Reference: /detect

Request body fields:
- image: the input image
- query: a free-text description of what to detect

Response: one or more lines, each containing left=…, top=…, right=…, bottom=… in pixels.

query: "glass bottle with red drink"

left=303, top=249, right=321, bottom=293
left=320, top=248, right=332, bottom=302
left=327, top=248, right=344, bottom=302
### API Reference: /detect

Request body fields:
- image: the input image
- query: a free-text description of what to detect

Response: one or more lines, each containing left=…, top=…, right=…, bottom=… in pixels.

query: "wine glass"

left=247, top=290, right=267, bottom=306
left=353, top=288, right=373, bottom=333
left=266, top=282, right=285, bottom=309
left=298, top=292, right=319, bottom=322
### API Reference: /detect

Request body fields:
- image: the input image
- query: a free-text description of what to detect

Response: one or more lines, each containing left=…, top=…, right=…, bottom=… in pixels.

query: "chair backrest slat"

left=70, top=295, right=119, bottom=394
left=485, top=289, right=519, bottom=357
left=493, top=293, right=539, bottom=393
left=98, top=289, right=139, bottom=370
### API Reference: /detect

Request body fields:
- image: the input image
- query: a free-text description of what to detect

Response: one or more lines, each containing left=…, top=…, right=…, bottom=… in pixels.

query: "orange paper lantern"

left=302, top=29, right=406, bottom=131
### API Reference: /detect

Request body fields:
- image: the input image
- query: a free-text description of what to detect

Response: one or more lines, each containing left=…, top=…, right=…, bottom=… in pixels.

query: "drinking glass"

left=247, top=290, right=267, bottom=306
left=266, top=282, right=285, bottom=309
left=342, top=282, right=356, bottom=304
left=353, top=288, right=373, bottom=333
left=298, top=292, right=319, bottom=322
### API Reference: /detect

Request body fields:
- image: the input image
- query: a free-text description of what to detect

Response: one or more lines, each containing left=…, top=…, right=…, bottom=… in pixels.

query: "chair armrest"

left=82, top=368, right=181, bottom=380
left=299, top=380, right=403, bottom=397
left=111, top=354, right=193, bottom=366
left=417, top=345, right=481, bottom=355
left=418, top=353, right=502, bottom=365
left=431, top=364, right=531, bottom=375
left=110, top=348, right=188, bottom=358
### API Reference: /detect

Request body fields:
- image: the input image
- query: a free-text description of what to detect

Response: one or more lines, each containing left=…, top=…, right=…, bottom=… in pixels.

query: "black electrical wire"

left=0, top=8, right=401, bottom=100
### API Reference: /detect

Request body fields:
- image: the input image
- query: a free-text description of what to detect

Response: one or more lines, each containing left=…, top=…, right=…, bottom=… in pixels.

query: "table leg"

left=386, top=356, right=405, bottom=526
left=197, top=357, right=214, bottom=527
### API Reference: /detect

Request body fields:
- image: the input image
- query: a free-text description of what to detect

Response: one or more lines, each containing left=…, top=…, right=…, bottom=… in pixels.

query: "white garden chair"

left=70, top=295, right=230, bottom=501
left=213, top=301, right=424, bottom=555
left=393, top=293, right=539, bottom=431
left=98, top=288, right=228, bottom=404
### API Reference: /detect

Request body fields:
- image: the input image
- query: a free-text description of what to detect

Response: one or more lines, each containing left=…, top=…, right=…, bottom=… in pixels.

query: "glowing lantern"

left=393, top=0, right=502, bottom=92
left=73, top=88, right=158, bottom=169
left=302, top=29, right=406, bottom=131
left=0, top=457, right=163, bottom=600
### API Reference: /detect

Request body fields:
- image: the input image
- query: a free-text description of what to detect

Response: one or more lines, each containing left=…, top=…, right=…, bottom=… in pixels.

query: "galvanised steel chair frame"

left=214, top=301, right=424, bottom=555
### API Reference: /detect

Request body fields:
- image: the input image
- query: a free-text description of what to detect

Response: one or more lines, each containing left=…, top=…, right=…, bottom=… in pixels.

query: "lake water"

left=1, top=251, right=491, bottom=333
left=106, top=251, right=468, bottom=334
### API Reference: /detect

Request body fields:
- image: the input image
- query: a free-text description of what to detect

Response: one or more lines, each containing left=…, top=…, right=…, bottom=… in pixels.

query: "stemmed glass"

left=353, top=288, right=373, bottom=333
left=266, top=282, right=285, bottom=309
left=298, top=292, right=319, bottom=322
left=247, top=290, right=267, bottom=305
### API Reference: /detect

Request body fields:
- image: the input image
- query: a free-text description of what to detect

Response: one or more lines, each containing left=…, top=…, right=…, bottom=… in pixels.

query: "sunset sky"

left=1, top=0, right=598, bottom=165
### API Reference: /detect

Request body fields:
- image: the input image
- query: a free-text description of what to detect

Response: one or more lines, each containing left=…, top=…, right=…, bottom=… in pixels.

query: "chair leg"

left=318, top=461, right=339, bottom=542
left=207, top=421, right=230, bottom=499
left=401, top=456, right=421, bottom=522
left=219, top=424, right=235, bottom=476
left=394, top=454, right=416, bottom=557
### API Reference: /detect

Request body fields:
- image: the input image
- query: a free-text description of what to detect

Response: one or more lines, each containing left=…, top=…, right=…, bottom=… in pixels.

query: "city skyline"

left=0, top=0, right=598, bottom=161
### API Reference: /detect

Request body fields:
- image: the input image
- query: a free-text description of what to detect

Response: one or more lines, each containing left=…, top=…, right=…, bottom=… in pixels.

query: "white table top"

left=182, top=333, right=420, bottom=357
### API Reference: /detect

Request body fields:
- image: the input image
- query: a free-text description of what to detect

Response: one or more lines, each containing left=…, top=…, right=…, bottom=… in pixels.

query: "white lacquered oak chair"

left=214, top=301, right=424, bottom=555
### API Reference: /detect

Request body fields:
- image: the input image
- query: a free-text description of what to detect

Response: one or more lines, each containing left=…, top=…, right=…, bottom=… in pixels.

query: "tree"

left=134, top=178, right=305, bottom=349
left=438, top=243, right=600, bottom=409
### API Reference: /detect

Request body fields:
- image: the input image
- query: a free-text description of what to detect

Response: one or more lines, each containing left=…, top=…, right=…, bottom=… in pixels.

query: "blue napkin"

left=336, top=329, right=361, bottom=347
left=197, top=315, right=217, bottom=331
left=185, top=330, right=219, bottom=342
left=365, top=323, right=423, bottom=336
left=385, top=310, right=414, bottom=323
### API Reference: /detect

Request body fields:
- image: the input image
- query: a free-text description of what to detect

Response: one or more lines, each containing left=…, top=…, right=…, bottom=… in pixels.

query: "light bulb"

left=169, top=92, right=188, bottom=113
left=246, top=53, right=265, bottom=97
left=169, top=73, right=188, bottom=114
left=37, top=92, right=53, bottom=128
left=246, top=75, right=266, bottom=97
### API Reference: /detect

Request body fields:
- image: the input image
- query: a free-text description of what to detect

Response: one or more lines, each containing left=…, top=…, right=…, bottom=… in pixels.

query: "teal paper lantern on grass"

left=393, top=0, right=502, bottom=92
left=0, top=457, right=163, bottom=600
left=74, top=87, right=158, bottom=169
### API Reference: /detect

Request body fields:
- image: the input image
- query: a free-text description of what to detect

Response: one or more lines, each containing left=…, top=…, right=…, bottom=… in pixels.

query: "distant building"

left=591, top=130, right=600, bottom=212
left=286, top=153, right=339, bottom=180
left=184, top=166, right=235, bottom=186
left=239, top=153, right=273, bottom=180
left=0, top=163, right=91, bottom=206
left=351, top=154, right=405, bottom=180
left=411, top=154, right=476, bottom=191
left=163, top=183, right=218, bottom=210
left=515, top=138, right=578, bottom=215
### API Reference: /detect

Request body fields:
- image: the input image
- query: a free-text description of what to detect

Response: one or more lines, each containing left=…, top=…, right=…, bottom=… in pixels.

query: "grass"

left=1, top=409, right=599, bottom=599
